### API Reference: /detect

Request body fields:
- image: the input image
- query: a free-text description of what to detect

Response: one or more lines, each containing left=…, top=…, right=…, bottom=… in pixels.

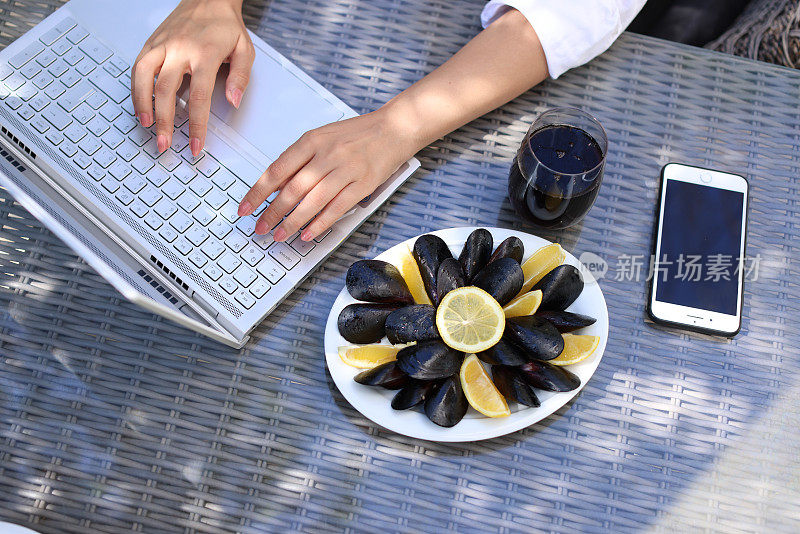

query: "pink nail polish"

left=301, top=230, right=313, bottom=242
left=273, top=228, right=286, bottom=242
left=254, top=221, right=268, bottom=235
left=230, top=88, right=242, bottom=109
left=190, top=137, right=202, bottom=157
left=157, top=134, right=168, bottom=153
left=139, top=113, right=152, bottom=128
left=238, top=201, right=252, bottom=217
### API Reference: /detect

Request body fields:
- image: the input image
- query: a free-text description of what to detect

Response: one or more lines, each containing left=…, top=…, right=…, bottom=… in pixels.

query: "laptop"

left=0, top=0, right=420, bottom=348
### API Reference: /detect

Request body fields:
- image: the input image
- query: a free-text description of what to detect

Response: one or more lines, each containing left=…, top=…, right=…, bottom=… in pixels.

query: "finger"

left=153, top=56, right=187, bottom=152
left=301, top=182, right=363, bottom=241
left=186, top=64, right=221, bottom=157
left=254, top=159, right=328, bottom=238
left=238, top=134, right=316, bottom=216
left=225, top=36, right=255, bottom=109
left=131, top=47, right=165, bottom=128
left=273, top=169, right=351, bottom=240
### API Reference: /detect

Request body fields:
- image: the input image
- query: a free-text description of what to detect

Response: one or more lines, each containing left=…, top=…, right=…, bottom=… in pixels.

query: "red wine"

left=508, top=125, right=604, bottom=229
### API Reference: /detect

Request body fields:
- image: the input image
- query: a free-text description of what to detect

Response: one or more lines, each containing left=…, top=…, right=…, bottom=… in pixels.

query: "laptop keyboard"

left=0, top=17, right=331, bottom=312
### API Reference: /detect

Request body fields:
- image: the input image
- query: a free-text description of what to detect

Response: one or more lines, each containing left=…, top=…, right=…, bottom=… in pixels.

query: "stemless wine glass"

left=508, top=108, right=608, bottom=230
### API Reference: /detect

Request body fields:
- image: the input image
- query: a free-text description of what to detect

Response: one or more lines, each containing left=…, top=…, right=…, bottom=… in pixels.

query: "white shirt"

left=482, top=0, right=647, bottom=79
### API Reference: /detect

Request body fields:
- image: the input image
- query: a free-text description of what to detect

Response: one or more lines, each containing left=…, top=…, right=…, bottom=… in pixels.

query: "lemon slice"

left=397, top=244, right=432, bottom=305
left=435, top=286, right=505, bottom=353
left=338, top=343, right=412, bottom=369
left=459, top=354, right=510, bottom=417
left=519, top=243, right=565, bottom=296
left=503, top=290, right=543, bottom=318
left=550, top=334, right=599, bottom=366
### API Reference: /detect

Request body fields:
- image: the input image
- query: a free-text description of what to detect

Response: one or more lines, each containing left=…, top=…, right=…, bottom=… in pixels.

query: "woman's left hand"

left=238, top=107, right=419, bottom=242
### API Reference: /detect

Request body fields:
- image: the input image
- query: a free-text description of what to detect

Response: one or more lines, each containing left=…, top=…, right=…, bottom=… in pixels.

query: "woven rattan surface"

left=1, top=1, right=800, bottom=532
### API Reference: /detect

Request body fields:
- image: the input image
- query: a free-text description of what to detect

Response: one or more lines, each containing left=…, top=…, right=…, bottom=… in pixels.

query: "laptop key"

left=123, top=174, right=146, bottom=194
left=234, top=289, right=255, bottom=310
left=21, top=62, right=41, bottom=79
left=158, top=149, right=181, bottom=171
left=102, top=129, right=124, bottom=149
left=191, top=205, right=214, bottom=226
left=80, top=37, right=113, bottom=65
left=158, top=226, right=178, bottom=243
left=131, top=153, right=154, bottom=174
left=169, top=212, right=192, bottom=233
left=30, top=117, right=50, bottom=134
left=64, top=123, right=86, bottom=143
left=40, top=19, right=76, bottom=46
left=233, top=266, right=256, bottom=288
left=73, top=153, right=92, bottom=169
left=173, top=237, right=192, bottom=256
left=236, top=216, right=256, bottom=236
left=48, top=59, right=69, bottom=78
left=59, top=79, right=94, bottom=111
left=162, top=178, right=184, bottom=200
left=203, top=240, right=225, bottom=260
left=188, top=250, right=207, bottom=269
left=35, top=49, right=57, bottom=68
left=313, top=228, right=332, bottom=242
left=252, top=232, right=274, bottom=250
left=98, top=102, right=120, bottom=121
left=59, top=141, right=78, bottom=157
left=147, top=167, right=170, bottom=187
left=100, top=177, right=119, bottom=192
left=89, top=70, right=127, bottom=102
left=185, top=226, right=208, bottom=247
left=115, top=189, right=135, bottom=206
left=78, top=135, right=101, bottom=155
left=189, top=177, right=212, bottom=197
left=241, top=245, right=264, bottom=267
left=17, top=106, right=34, bottom=121
left=108, top=161, right=131, bottom=180
left=143, top=212, right=162, bottom=230
left=176, top=192, right=200, bottom=213
left=116, top=140, right=139, bottom=162
left=154, top=198, right=177, bottom=220
left=211, top=167, right=236, bottom=190
left=85, top=91, right=107, bottom=110
left=219, top=277, right=237, bottom=295
left=129, top=200, right=148, bottom=218
left=63, top=48, right=84, bottom=66
left=249, top=280, right=270, bottom=299
left=32, top=72, right=54, bottom=90
left=9, top=41, right=44, bottom=69
left=204, top=264, right=223, bottom=282
left=66, top=26, right=89, bottom=45
left=255, top=257, right=285, bottom=284
left=93, top=147, right=116, bottom=168
left=4, top=96, right=22, bottom=109
left=45, top=130, right=64, bottom=146
left=208, top=218, right=231, bottom=240
left=172, top=162, right=195, bottom=184
left=138, top=185, right=162, bottom=207
left=224, top=231, right=247, bottom=253
left=218, top=253, right=241, bottom=274
left=44, top=80, right=66, bottom=100
left=76, top=61, right=96, bottom=77
left=269, top=243, right=300, bottom=270
left=52, top=39, right=72, bottom=57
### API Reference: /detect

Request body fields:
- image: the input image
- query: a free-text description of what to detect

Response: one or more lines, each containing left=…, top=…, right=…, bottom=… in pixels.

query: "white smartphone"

left=647, top=163, right=749, bottom=336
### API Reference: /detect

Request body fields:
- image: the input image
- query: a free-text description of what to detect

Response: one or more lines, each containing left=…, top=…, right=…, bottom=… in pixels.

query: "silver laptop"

left=0, top=0, right=420, bottom=348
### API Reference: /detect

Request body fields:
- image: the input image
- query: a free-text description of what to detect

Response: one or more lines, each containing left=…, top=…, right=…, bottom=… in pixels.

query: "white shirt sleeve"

left=481, top=0, right=647, bottom=79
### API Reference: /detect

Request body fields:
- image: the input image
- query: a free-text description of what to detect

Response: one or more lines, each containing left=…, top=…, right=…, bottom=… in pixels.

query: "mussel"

left=534, top=310, right=596, bottom=332
left=354, top=361, right=409, bottom=389
left=346, top=260, right=414, bottom=304
left=436, top=258, right=466, bottom=302
left=396, top=340, right=463, bottom=380
left=337, top=302, right=403, bottom=344
left=488, top=236, right=524, bottom=265
left=532, top=264, right=583, bottom=311
left=413, top=234, right=453, bottom=305
left=391, top=379, right=438, bottom=410
left=472, top=257, right=524, bottom=306
left=477, top=338, right=532, bottom=366
left=385, top=304, right=439, bottom=344
left=424, top=376, right=469, bottom=427
left=518, top=360, right=581, bottom=392
left=459, top=228, right=493, bottom=282
left=492, top=366, right=541, bottom=407
left=504, top=316, right=564, bottom=360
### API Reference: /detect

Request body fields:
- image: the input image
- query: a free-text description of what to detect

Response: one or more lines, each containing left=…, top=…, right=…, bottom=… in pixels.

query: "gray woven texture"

left=1, top=0, right=800, bottom=532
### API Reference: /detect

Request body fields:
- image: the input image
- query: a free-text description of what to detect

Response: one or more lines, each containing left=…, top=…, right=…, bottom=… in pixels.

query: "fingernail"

left=273, top=228, right=286, bottom=242
left=157, top=134, right=168, bottom=153
left=190, top=137, right=202, bottom=157
left=238, top=201, right=252, bottom=217
left=230, top=88, right=242, bottom=109
left=301, top=230, right=313, bottom=242
left=138, top=113, right=152, bottom=127
left=254, top=220, right=269, bottom=235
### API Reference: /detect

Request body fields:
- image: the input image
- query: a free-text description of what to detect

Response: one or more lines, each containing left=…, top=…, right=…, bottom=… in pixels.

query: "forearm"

left=382, top=8, right=549, bottom=154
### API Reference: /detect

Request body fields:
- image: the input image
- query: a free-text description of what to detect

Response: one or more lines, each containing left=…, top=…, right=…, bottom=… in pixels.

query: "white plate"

left=324, top=227, right=609, bottom=442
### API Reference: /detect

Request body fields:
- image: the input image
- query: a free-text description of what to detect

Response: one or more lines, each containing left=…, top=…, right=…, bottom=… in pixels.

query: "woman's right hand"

left=131, top=0, right=254, bottom=156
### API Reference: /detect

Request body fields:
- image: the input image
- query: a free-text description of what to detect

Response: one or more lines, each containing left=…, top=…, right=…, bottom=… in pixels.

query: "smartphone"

left=647, top=163, right=749, bottom=336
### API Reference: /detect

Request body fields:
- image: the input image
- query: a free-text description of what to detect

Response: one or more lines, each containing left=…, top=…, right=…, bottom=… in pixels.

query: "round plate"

left=324, top=227, right=609, bottom=442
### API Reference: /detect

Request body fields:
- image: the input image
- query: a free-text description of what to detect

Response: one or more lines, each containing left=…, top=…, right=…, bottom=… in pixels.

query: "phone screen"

left=655, top=180, right=745, bottom=314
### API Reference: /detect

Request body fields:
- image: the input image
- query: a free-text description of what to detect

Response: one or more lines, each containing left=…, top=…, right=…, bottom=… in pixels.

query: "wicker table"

left=1, top=1, right=799, bottom=532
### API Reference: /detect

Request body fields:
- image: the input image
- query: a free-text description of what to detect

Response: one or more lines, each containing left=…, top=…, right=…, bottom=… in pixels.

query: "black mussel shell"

left=346, top=260, right=414, bottom=304
left=338, top=302, right=403, bottom=344
left=472, top=257, right=524, bottom=306
left=413, top=234, right=453, bottom=305
left=492, top=366, right=541, bottom=407
left=424, top=376, right=469, bottom=427
left=477, top=338, right=532, bottom=366
left=534, top=310, right=596, bottom=332
left=459, top=228, right=493, bottom=282
left=391, top=379, right=438, bottom=410
left=436, top=258, right=466, bottom=302
left=354, top=361, right=409, bottom=390
left=396, top=340, right=463, bottom=380
left=488, top=236, right=524, bottom=265
left=504, top=316, right=564, bottom=360
left=532, top=264, right=584, bottom=311
left=385, top=304, right=439, bottom=344
left=518, top=360, right=581, bottom=392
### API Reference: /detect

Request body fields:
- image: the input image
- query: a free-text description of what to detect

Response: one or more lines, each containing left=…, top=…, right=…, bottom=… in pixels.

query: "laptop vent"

left=149, top=255, right=191, bottom=292
left=1, top=125, right=36, bottom=160
left=138, top=269, right=180, bottom=306
left=0, top=145, right=26, bottom=172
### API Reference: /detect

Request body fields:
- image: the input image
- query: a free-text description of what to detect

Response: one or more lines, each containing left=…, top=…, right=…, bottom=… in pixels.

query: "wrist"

left=376, top=98, right=432, bottom=156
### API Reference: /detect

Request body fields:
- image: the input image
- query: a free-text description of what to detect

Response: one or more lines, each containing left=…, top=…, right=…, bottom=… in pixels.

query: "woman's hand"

left=131, top=0, right=254, bottom=156
left=238, top=107, right=421, bottom=243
